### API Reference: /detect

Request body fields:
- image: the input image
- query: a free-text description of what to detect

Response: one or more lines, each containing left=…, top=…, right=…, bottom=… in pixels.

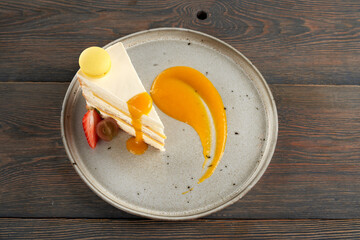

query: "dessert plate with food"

left=61, top=28, right=278, bottom=220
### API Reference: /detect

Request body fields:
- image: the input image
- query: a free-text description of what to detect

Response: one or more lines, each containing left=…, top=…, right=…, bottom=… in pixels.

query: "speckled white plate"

left=61, top=28, right=278, bottom=220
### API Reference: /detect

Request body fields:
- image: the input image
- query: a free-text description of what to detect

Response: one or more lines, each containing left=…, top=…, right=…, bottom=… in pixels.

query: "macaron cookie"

left=79, top=46, right=111, bottom=78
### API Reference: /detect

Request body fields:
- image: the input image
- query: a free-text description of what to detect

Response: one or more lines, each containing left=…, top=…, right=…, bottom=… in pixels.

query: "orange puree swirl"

left=151, top=66, right=227, bottom=183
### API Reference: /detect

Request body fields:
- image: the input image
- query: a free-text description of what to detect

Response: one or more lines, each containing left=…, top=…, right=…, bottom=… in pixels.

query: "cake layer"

left=81, top=84, right=165, bottom=147
left=95, top=108, right=165, bottom=151
left=79, top=80, right=165, bottom=138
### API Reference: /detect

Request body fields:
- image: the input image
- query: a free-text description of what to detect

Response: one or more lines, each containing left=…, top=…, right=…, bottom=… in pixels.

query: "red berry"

left=82, top=109, right=102, bottom=148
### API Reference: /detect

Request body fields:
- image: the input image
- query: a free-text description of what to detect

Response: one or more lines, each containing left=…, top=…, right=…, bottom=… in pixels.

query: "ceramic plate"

left=61, top=28, right=278, bottom=220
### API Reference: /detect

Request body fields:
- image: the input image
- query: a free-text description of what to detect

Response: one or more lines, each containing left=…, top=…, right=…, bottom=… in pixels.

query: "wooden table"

left=1, top=0, right=359, bottom=239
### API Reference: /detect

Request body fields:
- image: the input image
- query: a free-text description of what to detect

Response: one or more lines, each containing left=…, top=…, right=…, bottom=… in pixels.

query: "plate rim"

left=61, top=27, right=278, bottom=220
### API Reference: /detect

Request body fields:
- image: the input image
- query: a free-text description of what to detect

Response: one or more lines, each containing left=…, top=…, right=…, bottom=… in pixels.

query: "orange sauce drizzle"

left=151, top=66, right=227, bottom=183
left=126, top=92, right=153, bottom=155
left=182, top=187, right=194, bottom=195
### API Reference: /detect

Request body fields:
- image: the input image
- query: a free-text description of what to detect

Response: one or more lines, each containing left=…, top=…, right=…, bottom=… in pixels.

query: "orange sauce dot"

left=126, top=92, right=152, bottom=155
left=126, top=137, right=148, bottom=155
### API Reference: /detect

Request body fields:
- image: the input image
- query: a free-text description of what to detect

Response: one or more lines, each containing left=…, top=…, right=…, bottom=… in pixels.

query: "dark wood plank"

left=0, top=218, right=359, bottom=239
left=0, top=0, right=359, bottom=84
left=0, top=83, right=359, bottom=219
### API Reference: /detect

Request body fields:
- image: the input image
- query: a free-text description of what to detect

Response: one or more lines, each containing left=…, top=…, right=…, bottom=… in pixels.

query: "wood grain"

left=0, top=83, right=359, bottom=219
left=0, top=0, right=359, bottom=84
left=0, top=219, right=359, bottom=239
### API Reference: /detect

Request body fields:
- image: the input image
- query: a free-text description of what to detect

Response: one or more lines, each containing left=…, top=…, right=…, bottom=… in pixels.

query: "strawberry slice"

left=82, top=109, right=102, bottom=148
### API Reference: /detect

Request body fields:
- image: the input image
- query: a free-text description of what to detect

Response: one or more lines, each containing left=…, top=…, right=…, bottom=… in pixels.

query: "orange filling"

left=92, top=92, right=166, bottom=139
left=151, top=66, right=227, bottom=183
left=126, top=92, right=153, bottom=155
left=79, top=77, right=165, bottom=140
left=83, top=95, right=164, bottom=147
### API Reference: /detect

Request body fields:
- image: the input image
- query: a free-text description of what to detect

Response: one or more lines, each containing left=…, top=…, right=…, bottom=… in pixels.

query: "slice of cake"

left=77, top=42, right=166, bottom=151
